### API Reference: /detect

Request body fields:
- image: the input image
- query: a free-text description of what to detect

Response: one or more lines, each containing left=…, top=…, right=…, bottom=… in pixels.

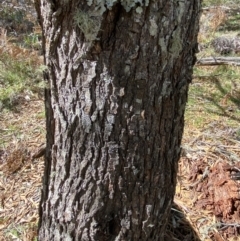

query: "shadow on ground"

left=202, top=76, right=240, bottom=123
left=165, top=203, right=201, bottom=241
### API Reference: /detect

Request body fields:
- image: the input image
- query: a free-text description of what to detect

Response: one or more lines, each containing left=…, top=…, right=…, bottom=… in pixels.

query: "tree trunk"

left=36, top=1, right=201, bottom=240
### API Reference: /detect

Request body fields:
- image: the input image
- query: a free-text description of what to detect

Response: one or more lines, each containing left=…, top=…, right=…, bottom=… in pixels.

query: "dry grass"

left=199, top=6, right=227, bottom=43
left=0, top=27, right=41, bottom=63
left=0, top=100, right=45, bottom=241
left=0, top=5, right=44, bottom=239
left=176, top=121, right=240, bottom=240
left=173, top=5, right=240, bottom=240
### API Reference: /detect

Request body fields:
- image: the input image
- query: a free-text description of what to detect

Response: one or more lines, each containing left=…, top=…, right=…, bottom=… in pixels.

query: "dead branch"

left=202, top=6, right=231, bottom=11
left=196, top=57, right=240, bottom=66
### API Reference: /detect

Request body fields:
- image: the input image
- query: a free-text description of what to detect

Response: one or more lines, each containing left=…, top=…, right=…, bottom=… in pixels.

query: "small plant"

left=5, top=225, right=23, bottom=240
left=23, top=33, right=41, bottom=50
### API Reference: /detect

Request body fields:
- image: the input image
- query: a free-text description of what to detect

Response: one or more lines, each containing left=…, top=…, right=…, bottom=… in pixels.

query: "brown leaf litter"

left=0, top=100, right=45, bottom=240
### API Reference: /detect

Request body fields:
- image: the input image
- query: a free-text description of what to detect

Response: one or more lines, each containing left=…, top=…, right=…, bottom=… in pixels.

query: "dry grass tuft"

left=210, top=7, right=227, bottom=32
left=1, top=145, right=30, bottom=174
left=198, top=7, right=227, bottom=45
left=0, top=27, right=42, bottom=65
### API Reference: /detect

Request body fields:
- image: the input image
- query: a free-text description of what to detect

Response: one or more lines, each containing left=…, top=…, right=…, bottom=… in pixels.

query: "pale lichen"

left=74, top=10, right=101, bottom=41
left=169, top=27, right=183, bottom=57
left=136, top=6, right=143, bottom=14
left=86, top=0, right=149, bottom=14
left=149, top=18, right=158, bottom=37
left=75, top=0, right=149, bottom=41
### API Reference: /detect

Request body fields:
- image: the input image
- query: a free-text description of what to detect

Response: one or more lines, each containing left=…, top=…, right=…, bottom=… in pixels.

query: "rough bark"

left=36, top=1, right=201, bottom=240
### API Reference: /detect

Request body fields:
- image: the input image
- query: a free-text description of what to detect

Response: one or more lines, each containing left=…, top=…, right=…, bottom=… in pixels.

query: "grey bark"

left=36, top=0, right=201, bottom=240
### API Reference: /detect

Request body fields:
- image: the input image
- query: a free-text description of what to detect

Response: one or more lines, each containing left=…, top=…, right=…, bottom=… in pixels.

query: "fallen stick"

left=196, top=56, right=240, bottom=66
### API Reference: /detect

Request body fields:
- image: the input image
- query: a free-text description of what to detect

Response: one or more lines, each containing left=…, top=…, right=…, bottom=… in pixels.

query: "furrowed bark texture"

left=36, top=1, right=200, bottom=240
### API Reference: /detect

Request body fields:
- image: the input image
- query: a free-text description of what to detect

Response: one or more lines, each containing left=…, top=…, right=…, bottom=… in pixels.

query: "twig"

left=31, top=144, right=46, bottom=160
left=218, top=222, right=240, bottom=230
